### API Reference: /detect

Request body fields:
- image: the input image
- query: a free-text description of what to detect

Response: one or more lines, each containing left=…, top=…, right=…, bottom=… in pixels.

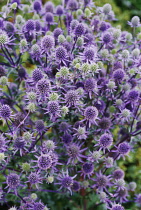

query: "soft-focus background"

left=1, top=0, right=141, bottom=209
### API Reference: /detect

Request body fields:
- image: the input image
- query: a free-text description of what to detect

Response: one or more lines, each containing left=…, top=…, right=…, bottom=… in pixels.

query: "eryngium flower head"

left=25, top=20, right=35, bottom=32
left=103, top=3, right=112, bottom=15
left=128, top=90, right=139, bottom=102
left=0, top=104, right=11, bottom=120
left=102, top=32, right=112, bottom=44
left=45, top=1, right=54, bottom=13
left=37, top=154, right=52, bottom=170
left=35, top=120, right=45, bottom=134
left=65, top=90, right=79, bottom=107
left=135, top=194, right=141, bottom=206
left=67, top=0, right=78, bottom=11
left=83, top=47, right=96, bottom=61
left=84, top=78, right=97, bottom=98
left=62, top=133, right=73, bottom=144
left=32, top=69, right=43, bottom=82
left=46, top=12, right=54, bottom=24
left=97, top=133, right=113, bottom=152
left=81, top=162, right=94, bottom=178
left=55, top=46, right=67, bottom=61
left=113, top=169, right=125, bottom=180
left=53, top=28, right=62, bottom=39
left=129, top=16, right=140, bottom=27
left=46, top=101, right=60, bottom=120
left=72, top=181, right=80, bottom=191
left=98, top=117, right=111, bottom=131
left=36, top=78, right=50, bottom=96
left=56, top=5, right=63, bottom=16
left=28, top=172, right=41, bottom=187
left=41, top=35, right=55, bottom=52
left=56, top=170, right=77, bottom=194
left=18, top=67, right=27, bottom=80
left=4, top=22, right=15, bottom=35
left=113, top=69, right=125, bottom=81
left=92, top=172, right=111, bottom=190
left=115, top=142, right=130, bottom=159
left=74, top=23, right=85, bottom=36
left=33, top=0, right=42, bottom=12
left=66, top=142, right=87, bottom=164
left=84, top=106, right=98, bottom=126
left=6, top=173, right=20, bottom=192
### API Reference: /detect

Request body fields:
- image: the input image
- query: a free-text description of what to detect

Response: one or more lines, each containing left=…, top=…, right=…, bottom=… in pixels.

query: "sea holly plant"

left=0, top=0, right=141, bottom=209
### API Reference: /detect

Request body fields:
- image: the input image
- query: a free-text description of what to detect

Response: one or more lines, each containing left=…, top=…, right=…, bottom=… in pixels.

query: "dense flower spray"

left=0, top=0, right=141, bottom=209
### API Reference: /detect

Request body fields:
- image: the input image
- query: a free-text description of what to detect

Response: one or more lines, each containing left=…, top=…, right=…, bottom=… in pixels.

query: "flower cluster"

left=0, top=0, right=141, bottom=209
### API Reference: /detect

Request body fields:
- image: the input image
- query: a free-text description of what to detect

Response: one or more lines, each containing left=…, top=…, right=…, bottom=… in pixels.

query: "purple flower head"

left=4, top=22, right=15, bottom=35
left=33, top=0, right=42, bottom=13
left=92, top=171, right=111, bottom=191
left=83, top=47, right=97, bottom=62
left=32, top=68, right=43, bottom=82
left=84, top=78, right=97, bottom=98
left=56, top=170, right=77, bottom=194
left=113, top=61, right=123, bottom=70
left=98, top=117, right=111, bottom=131
left=113, top=69, right=125, bottom=82
left=0, top=104, right=11, bottom=120
left=84, top=33, right=94, bottom=45
left=84, top=106, right=98, bottom=127
left=73, top=126, right=87, bottom=140
left=65, top=90, right=79, bottom=107
left=70, top=19, right=79, bottom=31
left=96, top=133, right=113, bottom=152
left=28, top=172, right=41, bottom=188
left=116, top=142, right=130, bottom=159
left=72, top=181, right=80, bottom=191
left=45, top=100, right=60, bottom=121
left=113, top=169, right=125, bottom=180
left=41, top=35, right=55, bottom=52
left=59, top=122, right=71, bottom=133
left=102, top=32, right=112, bottom=44
left=14, top=137, right=26, bottom=156
left=56, top=5, right=64, bottom=16
left=99, top=21, right=109, bottom=32
left=67, top=0, right=78, bottom=11
left=37, top=154, right=52, bottom=170
left=18, top=67, right=27, bottom=80
left=80, top=162, right=94, bottom=178
left=25, top=20, right=35, bottom=32
left=35, top=120, right=45, bottom=134
left=128, top=90, right=139, bottom=102
left=45, top=12, right=54, bottom=24
left=36, top=78, right=50, bottom=96
left=62, top=133, right=73, bottom=144
left=74, top=23, right=85, bottom=36
left=55, top=46, right=67, bottom=62
left=53, top=28, right=63, bottom=39
left=6, top=173, right=20, bottom=194
left=45, top=1, right=54, bottom=13
left=94, top=100, right=106, bottom=112
left=66, top=142, right=87, bottom=164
